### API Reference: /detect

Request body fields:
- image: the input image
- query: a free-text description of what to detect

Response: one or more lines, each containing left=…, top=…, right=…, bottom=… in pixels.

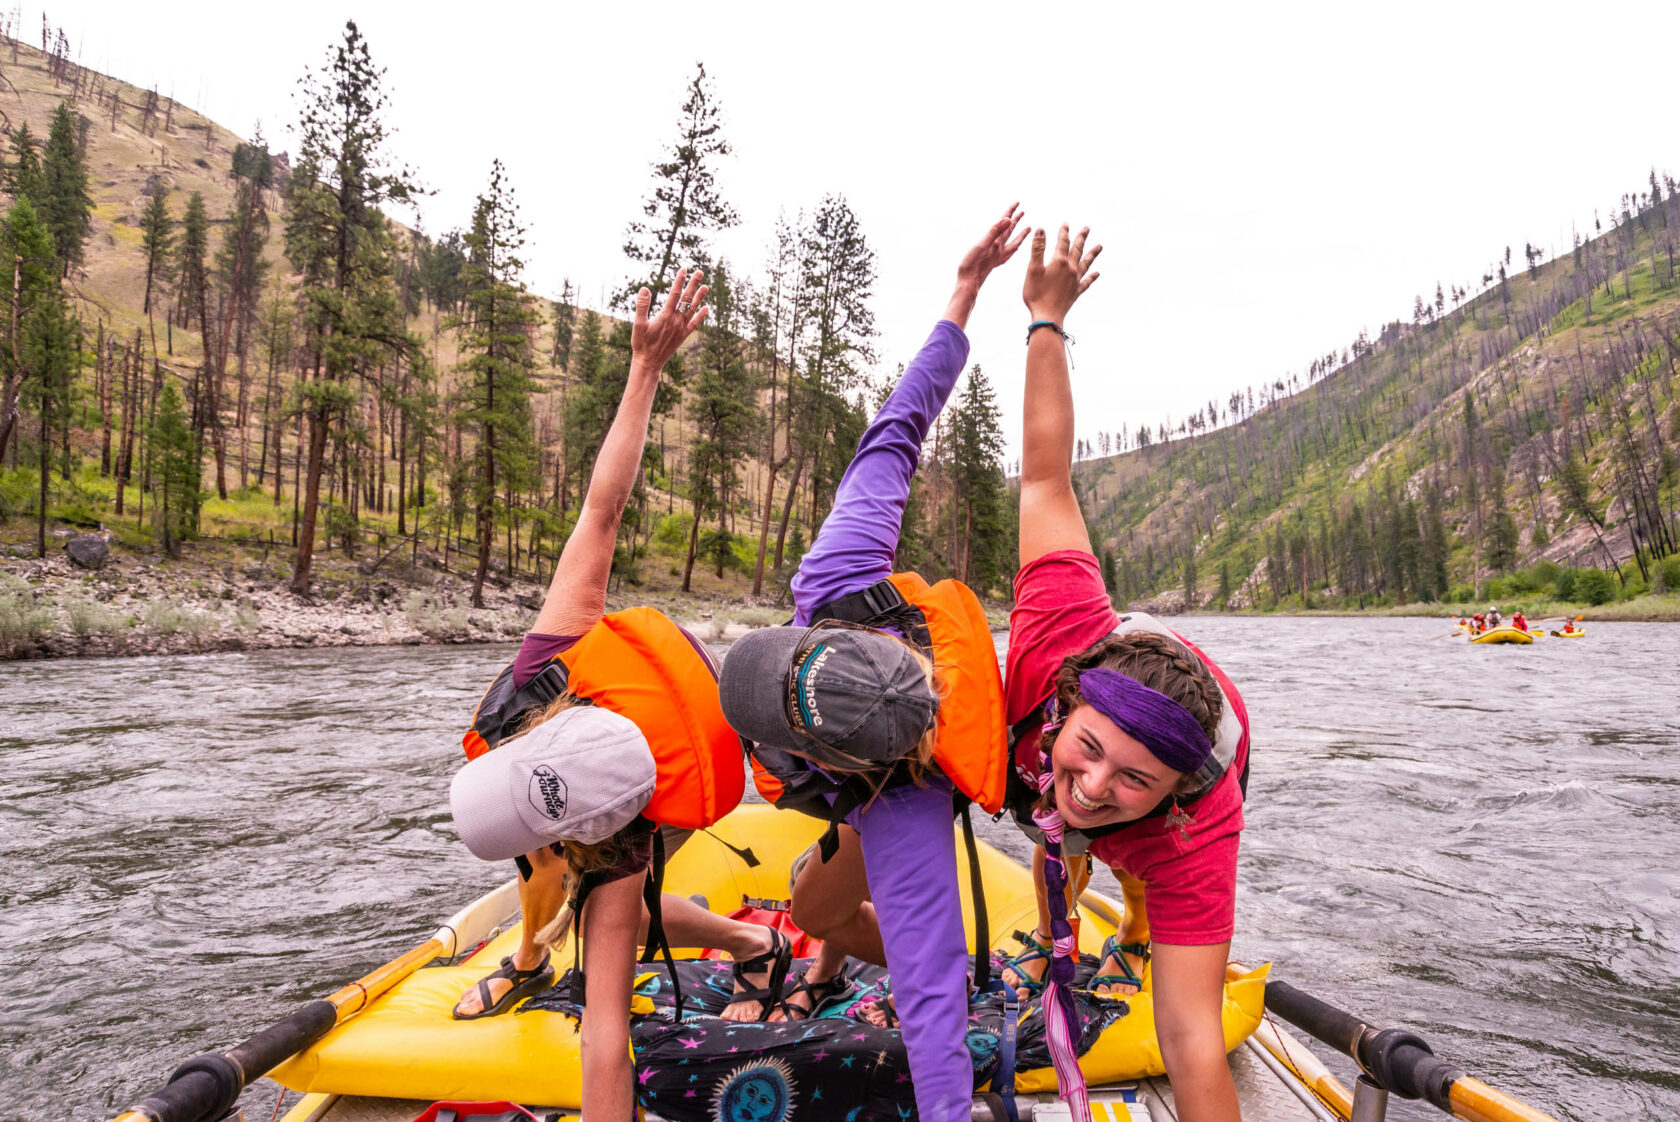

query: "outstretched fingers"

left=634, top=286, right=654, bottom=327
left=1030, top=226, right=1048, bottom=268
left=657, top=268, right=692, bottom=321
left=1056, top=224, right=1072, bottom=259
left=685, top=285, right=711, bottom=332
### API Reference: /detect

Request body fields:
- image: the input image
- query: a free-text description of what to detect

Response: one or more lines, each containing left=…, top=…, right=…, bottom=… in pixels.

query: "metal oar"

left=1255, top=972, right=1559, bottom=1122
left=112, top=881, right=519, bottom=1122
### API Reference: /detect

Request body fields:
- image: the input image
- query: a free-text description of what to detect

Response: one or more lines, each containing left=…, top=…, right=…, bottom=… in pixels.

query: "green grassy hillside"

left=1075, top=190, right=1680, bottom=616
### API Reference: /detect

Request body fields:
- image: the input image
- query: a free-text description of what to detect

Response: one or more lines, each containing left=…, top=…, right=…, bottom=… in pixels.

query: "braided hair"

left=1025, top=629, right=1225, bottom=1114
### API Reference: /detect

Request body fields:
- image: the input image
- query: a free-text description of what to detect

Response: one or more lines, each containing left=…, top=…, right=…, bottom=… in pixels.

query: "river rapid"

left=2, top=617, right=1676, bottom=1121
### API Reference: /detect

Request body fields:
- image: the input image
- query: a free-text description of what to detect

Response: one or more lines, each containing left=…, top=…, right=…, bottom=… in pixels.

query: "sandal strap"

left=779, top=970, right=852, bottom=1020
left=1094, top=936, right=1146, bottom=988
left=490, top=953, right=552, bottom=982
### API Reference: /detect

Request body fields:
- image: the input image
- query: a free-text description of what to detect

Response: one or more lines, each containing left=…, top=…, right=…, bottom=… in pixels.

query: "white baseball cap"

left=450, top=705, right=656, bottom=860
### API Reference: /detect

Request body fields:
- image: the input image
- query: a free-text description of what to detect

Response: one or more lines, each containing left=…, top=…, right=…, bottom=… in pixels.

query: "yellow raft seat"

left=271, top=806, right=1265, bottom=1107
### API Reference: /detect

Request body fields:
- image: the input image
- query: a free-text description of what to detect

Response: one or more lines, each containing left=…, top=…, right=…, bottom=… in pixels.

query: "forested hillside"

left=0, top=18, right=1014, bottom=629
left=3, top=12, right=1673, bottom=646
left=1071, top=178, right=1680, bottom=613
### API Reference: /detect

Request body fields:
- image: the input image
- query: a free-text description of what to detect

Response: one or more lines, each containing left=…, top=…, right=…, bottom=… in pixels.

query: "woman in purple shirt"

left=718, top=207, right=1026, bottom=1122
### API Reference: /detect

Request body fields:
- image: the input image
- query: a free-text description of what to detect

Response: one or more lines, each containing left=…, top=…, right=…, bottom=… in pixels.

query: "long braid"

left=1030, top=702, right=1091, bottom=1116
left=1028, top=631, right=1223, bottom=1110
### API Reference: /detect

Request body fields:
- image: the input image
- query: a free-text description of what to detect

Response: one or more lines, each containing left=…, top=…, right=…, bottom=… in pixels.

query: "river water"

left=2, top=617, right=1676, bottom=1121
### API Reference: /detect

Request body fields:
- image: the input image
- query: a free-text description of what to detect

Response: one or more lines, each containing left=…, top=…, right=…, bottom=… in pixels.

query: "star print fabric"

left=521, top=956, right=1125, bottom=1121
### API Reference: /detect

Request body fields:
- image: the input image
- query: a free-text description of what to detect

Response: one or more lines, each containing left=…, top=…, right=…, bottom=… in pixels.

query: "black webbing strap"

left=810, top=577, right=933, bottom=652
left=638, top=830, right=685, bottom=1022
left=959, top=801, right=993, bottom=995
left=567, top=876, right=591, bottom=1006
left=817, top=774, right=880, bottom=862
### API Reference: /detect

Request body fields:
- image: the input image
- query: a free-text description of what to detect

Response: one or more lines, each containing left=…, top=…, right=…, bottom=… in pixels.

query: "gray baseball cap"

left=719, top=623, right=939, bottom=771
left=450, top=705, right=655, bottom=860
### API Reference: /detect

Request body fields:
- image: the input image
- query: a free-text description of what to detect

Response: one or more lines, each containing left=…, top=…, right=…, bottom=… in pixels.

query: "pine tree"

left=455, top=160, right=540, bottom=607
left=0, top=197, right=60, bottom=465
left=139, top=189, right=172, bottom=318
left=214, top=150, right=272, bottom=494
left=6, top=123, right=43, bottom=207
left=799, top=194, right=876, bottom=521
left=682, top=261, right=757, bottom=588
left=947, top=364, right=1007, bottom=590
left=1484, top=458, right=1518, bottom=573
left=40, top=101, right=92, bottom=277
left=620, top=63, right=737, bottom=305
left=147, top=381, right=200, bottom=558
left=284, top=20, right=420, bottom=594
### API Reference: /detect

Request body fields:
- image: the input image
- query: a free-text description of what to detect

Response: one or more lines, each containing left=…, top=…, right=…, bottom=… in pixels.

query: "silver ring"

left=677, top=300, right=692, bottom=313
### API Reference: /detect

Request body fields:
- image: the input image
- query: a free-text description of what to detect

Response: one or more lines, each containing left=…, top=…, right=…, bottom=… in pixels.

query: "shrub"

left=143, top=601, right=185, bottom=636
left=1445, top=584, right=1475, bottom=603
left=232, top=606, right=262, bottom=631
left=654, top=513, right=693, bottom=551
left=63, top=596, right=113, bottom=638
left=1530, top=559, right=1560, bottom=587
left=1552, top=569, right=1577, bottom=600
left=1574, top=569, right=1617, bottom=606
left=733, top=607, right=781, bottom=629
left=1484, top=577, right=1508, bottom=599
left=0, top=588, right=52, bottom=654
left=1655, top=557, right=1680, bottom=594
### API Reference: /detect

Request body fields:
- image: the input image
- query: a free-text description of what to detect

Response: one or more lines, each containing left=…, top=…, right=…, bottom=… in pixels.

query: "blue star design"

left=840, top=1056, right=855, bottom=1068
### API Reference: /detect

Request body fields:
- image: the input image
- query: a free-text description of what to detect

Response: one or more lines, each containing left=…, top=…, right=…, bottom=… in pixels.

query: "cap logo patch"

left=528, top=764, right=569, bottom=822
left=795, top=642, right=832, bottom=729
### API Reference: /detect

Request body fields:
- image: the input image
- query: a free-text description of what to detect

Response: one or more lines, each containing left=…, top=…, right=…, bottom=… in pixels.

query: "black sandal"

left=452, top=953, right=554, bottom=1021
left=777, top=967, right=856, bottom=1020
left=724, top=927, right=793, bottom=1022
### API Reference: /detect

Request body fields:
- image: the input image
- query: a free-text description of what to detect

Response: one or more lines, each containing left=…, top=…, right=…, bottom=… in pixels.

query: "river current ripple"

left=1, top=617, right=1675, bottom=1120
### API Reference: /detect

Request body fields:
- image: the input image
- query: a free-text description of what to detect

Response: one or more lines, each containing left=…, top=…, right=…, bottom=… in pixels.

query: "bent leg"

left=455, top=846, right=567, bottom=1017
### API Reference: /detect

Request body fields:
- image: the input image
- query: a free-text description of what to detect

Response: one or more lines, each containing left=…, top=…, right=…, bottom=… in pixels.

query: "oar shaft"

left=1262, top=979, right=1560, bottom=1122
left=112, top=932, right=451, bottom=1122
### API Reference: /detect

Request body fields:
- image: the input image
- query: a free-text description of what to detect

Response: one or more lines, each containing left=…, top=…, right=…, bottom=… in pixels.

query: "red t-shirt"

left=1004, top=550, right=1250, bottom=945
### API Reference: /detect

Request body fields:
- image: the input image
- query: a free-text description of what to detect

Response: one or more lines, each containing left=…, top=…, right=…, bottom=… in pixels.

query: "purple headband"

left=1077, top=667, right=1212, bottom=774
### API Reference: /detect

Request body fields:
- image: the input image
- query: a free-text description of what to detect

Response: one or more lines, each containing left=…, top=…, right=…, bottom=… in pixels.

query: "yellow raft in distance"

left=1470, top=626, right=1534, bottom=644
left=1549, top=629, right=1586, bottom=638
left=269, top=805, right=1266, bottom=1107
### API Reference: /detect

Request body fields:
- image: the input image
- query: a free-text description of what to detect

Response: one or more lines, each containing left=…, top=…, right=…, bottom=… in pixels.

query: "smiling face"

left=1047, top=702, right=1184, bottom=828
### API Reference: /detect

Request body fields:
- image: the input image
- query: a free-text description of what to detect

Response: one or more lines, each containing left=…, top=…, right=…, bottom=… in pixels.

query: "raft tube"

left=269, top=806, right=1265, bottom=1107
left=1469, top=627, right=1534, bottom=645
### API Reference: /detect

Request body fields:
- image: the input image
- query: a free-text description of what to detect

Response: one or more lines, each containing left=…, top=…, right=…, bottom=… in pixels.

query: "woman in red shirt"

left=1001, top=226, right=1251, bottom=1122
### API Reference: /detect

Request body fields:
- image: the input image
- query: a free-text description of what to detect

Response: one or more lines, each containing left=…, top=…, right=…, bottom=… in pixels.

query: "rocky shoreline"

left=0, top=531, right=791, bottom=662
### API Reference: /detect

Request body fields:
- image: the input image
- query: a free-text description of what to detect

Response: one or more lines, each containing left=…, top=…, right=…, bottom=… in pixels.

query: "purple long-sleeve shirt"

left=791, top=319, right=973, bottom=1122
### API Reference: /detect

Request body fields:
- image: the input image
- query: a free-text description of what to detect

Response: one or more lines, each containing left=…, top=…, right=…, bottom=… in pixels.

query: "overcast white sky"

left=58, top=1, right=1680, bottom=457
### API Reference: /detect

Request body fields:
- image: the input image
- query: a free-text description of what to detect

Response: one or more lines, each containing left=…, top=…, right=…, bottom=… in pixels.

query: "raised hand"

left=631, top=268, right=710, bottom=373
left=1023, top=225, right=1102, bottom=325
left=956, top=202, right=1030, bottom=291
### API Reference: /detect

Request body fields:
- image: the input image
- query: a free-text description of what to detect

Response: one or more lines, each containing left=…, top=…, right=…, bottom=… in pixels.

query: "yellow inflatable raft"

left=270, top=806, right=1265, bottom=1107
left=1549, top=629, right=1585, bottom=639
left=1469, top=626, right=1533, bottom=645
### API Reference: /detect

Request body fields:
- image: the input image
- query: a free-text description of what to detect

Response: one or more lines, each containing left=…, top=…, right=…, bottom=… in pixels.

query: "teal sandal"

left=1091, top=936, right=1149, bottom=993
left=1002, top=930, right=1054, bottom=997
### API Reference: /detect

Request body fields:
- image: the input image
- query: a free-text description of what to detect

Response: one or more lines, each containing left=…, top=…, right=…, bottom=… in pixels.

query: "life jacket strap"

left=741, top=895, right=791, bottom=913
left=809, top=577, right=932, bottom=653
left=638, top=829, right=685, bottom=1023
left=959, top=800, right=994, bottom=995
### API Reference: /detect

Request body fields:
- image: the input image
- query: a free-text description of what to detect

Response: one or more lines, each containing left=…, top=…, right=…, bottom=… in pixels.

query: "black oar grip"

left=126, top=1000, right=338, bottom=1122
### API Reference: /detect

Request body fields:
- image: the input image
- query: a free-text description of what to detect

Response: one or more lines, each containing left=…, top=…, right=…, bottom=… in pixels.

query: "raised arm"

left=791, top=207, right=1026, bottom=619
left=531, top=270, right=709, bottom=636
left=1018, top=225, right=1102, bottom=567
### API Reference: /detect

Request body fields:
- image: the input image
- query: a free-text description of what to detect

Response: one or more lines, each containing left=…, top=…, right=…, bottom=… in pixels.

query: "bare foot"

left=1001, top=931, right=1052, bottom=1001
left=855, top=992, right=896, bottom=1027
left=453, top=947, right=546, bottom=1017
left=719, top=926, right=778, bottom=1022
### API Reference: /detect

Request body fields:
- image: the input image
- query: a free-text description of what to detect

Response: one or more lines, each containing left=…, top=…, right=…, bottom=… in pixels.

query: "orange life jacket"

left=748, top=572, right=1008, bottom=816
left=463, top=607, right=746, bottom=831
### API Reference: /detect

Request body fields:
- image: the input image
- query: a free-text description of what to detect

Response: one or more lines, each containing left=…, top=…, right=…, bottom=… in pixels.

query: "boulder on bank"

left=66, top=534, right=110, bottom=570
